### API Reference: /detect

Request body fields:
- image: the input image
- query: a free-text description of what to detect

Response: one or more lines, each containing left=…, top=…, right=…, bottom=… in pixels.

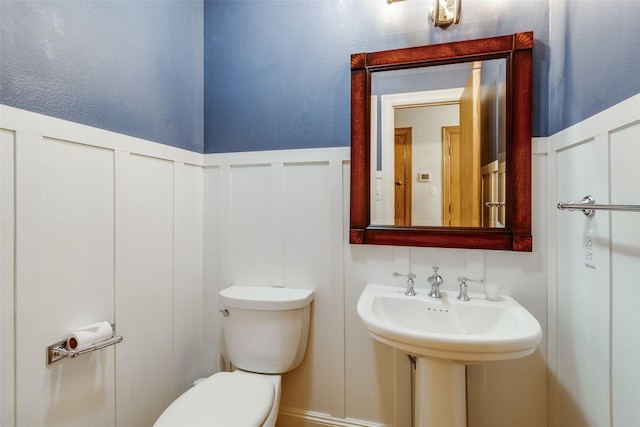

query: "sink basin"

left=357, top=283, right=543, bottom=426
left=357, top=284, right=542, bottom=363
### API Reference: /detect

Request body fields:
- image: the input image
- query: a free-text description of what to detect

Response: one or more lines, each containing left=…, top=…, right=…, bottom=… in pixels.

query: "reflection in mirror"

left=350, top=32, right=533, bottom=251
left=370, top=59, right=506, bottom=227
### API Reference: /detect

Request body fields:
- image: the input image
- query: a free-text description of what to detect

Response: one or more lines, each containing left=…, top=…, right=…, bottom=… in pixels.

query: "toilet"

left=154, top=285, right=314, bottom=427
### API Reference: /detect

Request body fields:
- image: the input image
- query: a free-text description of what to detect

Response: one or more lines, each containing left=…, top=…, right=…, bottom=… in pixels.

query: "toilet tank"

left=220, top=286, right=314, bottom=374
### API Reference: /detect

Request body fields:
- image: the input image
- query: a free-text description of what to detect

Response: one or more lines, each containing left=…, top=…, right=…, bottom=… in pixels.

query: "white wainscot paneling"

left=205, top=150, right=352, bottom=424
left=555, top=138, right=611, bottom=427
left=3, top=106, right=207, bottom=427
left=202, top=166, right=223, bottom=375
left=548, top=94, right=640, bottom=427
left=228, top=164, right=275, bottom=286
left=115, top=153, right=175, bottom=427
left=1, top=129, right=16, bottom=427
left=343, top=243, right=404, bottom=427
left=280, top=162, right=333, bottom=414
left=470, top=152, right=548, bottom=427
left=610, top=122, right=640, bottom=426
left=15, top=136, right=116, bottom=427
left=173, top=163, right=205, bottom=391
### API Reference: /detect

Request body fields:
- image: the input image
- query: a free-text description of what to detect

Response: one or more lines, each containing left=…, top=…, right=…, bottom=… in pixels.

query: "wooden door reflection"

left=394, top=127, right=412, bottom=225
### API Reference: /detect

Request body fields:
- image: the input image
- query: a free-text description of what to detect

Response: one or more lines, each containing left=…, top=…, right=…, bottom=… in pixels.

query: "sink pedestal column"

left=415, top=357, right=466, bottom=427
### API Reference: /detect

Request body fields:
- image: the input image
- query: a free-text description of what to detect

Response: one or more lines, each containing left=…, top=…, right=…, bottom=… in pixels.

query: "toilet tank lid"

left=220, top=286, right=314, bottom=310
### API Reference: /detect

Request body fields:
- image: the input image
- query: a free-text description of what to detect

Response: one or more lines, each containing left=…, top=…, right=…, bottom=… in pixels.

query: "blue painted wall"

left=0, top=1, right=204, bottom=152
left=204, top=0, right=549, bottom=153
left=548, top=0, right=640, bottom=135
left=3, top=1, right=640, bottom=153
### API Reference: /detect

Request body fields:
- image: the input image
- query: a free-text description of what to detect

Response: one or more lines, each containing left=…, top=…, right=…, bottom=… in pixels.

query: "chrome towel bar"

left=557, top=195, right=640, bottom=217
left=47, top=324, right=123, bottom=365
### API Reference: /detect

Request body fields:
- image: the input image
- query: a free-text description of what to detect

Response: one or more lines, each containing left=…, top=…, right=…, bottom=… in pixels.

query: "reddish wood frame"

left=350, top=32, right=533, bottom=251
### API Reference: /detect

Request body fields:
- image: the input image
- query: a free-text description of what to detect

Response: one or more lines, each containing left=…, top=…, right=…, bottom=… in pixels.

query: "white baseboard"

left=277, top=407, right=390, bottom=427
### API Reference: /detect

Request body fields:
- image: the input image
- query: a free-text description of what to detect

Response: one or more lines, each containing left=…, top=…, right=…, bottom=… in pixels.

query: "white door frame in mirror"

left=374, top=87, right=464, bottom=225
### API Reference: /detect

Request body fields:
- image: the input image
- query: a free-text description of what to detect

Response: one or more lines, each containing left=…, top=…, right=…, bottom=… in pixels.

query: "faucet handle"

left=393, top=272, right=416, bottom=281
left=427, top=266, right=443, bottom=286
left=393, top=272, right=417, bottom=296
left=456, top=277, right=483, bottom=301
left=457, top=276, right=484, bottom=285
left=427, top=266, right=443, bottom=298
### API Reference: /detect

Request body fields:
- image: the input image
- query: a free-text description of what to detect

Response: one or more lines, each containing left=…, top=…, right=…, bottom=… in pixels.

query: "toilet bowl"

left=154, top=286, right=314, bottom=427
left=154, top=371, right=281, bottom=427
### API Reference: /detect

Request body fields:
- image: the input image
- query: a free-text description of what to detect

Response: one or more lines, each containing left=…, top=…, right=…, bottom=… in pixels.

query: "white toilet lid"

left=154, top=372, right=274, bottom=427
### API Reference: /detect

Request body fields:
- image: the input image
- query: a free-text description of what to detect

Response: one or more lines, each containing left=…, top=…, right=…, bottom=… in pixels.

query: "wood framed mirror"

left=350, top=32, right=533, bottom=251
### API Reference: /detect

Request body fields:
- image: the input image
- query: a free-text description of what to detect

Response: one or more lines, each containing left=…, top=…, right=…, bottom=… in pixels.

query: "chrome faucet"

left=393, top=272, right=417, bottom=296
left=427, top=266, right=443, bottom=298
left=456, top=276, right=484, bottom=301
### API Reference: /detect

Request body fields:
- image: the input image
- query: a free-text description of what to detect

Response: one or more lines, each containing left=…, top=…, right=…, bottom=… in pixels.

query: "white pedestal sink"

left=357, top=284, right=542, bottom=427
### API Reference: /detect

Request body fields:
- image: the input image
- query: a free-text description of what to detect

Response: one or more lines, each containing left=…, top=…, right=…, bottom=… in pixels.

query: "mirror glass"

left=350, top=32, right=533, bottom=251
left=370, top=59, right=506, bottom=227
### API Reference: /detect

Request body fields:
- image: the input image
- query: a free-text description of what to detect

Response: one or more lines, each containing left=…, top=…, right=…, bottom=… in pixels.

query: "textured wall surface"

left=0, top=1, right=204, bottom=152
left=204, top=0, right=549, bottom=153
left=4, top=1, right=640, bottom=154
left=548, top=1, right=640, bottom=135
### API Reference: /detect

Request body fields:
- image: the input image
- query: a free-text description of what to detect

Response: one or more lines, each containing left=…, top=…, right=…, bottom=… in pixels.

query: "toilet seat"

left=154, top=372, right=275, bottom=427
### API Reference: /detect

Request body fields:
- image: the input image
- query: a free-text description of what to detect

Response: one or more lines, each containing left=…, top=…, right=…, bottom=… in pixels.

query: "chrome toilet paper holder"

left=46, top=323, right=123, bottom=365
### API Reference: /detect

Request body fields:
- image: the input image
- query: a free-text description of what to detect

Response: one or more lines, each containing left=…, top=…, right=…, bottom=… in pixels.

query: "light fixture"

left=430, top=0, right=461, bottom=27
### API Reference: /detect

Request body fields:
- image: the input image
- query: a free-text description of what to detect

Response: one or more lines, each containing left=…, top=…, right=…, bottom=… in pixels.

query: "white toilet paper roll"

left=67, top=321, right=113, bottom=350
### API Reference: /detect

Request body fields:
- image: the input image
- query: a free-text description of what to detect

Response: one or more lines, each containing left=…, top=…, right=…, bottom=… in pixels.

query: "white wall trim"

left=203, top=147, right=350, bottom=167
left=379, top=88, right=463, bottom=223
left=532, top=137, right=548, bottom=155
left=547, top=92, right=640, bottom=152
left=0, top=105, right=203, bottom=166
left=545, top=145, right=559, bottom=427
left=278, top=407, right=390, bottom=427
left=329, top=160, right=346, bottom=418
left=0, top=129, right=16, bottom=427
left=1, top=105, right=352, bottom=169
left=271, top=162, right=286, bottom=287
